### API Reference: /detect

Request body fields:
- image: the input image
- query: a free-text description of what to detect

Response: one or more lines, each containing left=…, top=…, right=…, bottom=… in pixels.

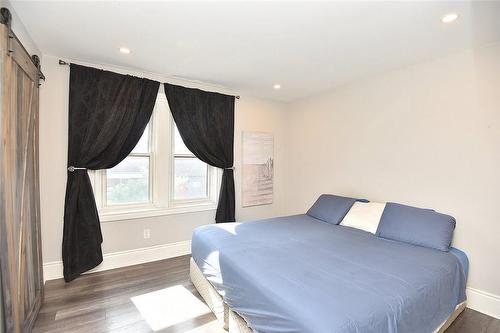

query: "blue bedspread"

left=191, top=215, right=467, bottom=333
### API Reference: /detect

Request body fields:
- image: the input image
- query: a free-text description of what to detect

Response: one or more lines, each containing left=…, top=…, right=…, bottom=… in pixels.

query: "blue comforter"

left=191, top=215, right=467, bottom=333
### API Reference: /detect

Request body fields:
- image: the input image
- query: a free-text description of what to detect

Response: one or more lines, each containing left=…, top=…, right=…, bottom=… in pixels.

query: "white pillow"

left=340, top=202, right=386, bottom=234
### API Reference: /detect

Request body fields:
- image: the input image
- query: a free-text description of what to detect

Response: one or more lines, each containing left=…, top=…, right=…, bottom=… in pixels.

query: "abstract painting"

left=242, top=131, right=274, bottom=207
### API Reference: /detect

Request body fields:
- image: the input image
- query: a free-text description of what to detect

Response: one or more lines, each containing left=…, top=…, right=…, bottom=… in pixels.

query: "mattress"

left=192, top=214, right=467, bottom=333
left=449, top=247, right=469, bottom=279
left=190, top=258, right=466, bottom=333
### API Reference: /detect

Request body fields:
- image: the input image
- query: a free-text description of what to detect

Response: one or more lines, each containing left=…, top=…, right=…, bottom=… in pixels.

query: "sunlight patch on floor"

left=131, top=285, right=211, bottom=331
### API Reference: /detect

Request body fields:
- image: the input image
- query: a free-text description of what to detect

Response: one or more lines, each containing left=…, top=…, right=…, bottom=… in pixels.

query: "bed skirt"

left=189, top=258, right=466, bottom=333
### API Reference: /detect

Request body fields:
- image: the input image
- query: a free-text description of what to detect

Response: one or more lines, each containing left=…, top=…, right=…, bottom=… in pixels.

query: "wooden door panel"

left=1, top=19, right=43, bottom=333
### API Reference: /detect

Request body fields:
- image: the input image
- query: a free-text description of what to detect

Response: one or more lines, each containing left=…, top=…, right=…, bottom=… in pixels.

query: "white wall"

left=288, top=44, right=500, bottom=302
left=235, top=98, right=289, bottom=221
left=39, top=55, right=288, bottom=268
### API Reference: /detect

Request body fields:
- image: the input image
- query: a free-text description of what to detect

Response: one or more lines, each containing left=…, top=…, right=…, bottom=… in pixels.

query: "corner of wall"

left=1, top=0, right=41, bottom=57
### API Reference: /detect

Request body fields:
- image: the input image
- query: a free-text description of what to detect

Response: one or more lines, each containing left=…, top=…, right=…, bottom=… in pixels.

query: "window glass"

left=131, top=124, right=150, bottom=154
left=106, top=156, right=150, bottom=205
left=173, top=126, right=191, bottom=155
left=173, top=158, right=208, bottom=200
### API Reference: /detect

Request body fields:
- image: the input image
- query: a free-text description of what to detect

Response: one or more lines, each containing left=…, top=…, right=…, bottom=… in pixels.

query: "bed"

left=191, top=208, right=467, bottom=332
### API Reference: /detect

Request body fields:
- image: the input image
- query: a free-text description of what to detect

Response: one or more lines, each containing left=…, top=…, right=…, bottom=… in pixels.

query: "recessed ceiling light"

left=119, top=47, right=131, bottom=54
left=441, top=13, right=459, bottom=23
left=273, top=84, right=281, bottom=89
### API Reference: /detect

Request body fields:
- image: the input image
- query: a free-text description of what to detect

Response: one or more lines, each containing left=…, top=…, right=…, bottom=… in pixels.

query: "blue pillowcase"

left=307, top=194, right=357, bottom=225
left=376, top=202, right=456, bottom=252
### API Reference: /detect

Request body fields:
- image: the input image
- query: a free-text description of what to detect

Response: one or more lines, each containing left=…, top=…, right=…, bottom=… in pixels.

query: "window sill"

left=99, top=203, right=217, bottom=222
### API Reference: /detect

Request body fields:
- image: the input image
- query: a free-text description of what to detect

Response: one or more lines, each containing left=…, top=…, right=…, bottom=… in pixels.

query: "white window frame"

left=170, top=120, right=218, bottom=207
left=90, top=91, right=220, bottom=222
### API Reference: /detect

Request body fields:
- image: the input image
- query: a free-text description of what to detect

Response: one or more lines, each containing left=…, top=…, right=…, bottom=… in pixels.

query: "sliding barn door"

left=0, top=16, right=43, bottom=333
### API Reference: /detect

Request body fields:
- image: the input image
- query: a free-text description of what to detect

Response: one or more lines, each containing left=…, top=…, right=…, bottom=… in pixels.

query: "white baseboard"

left=43, top=240, right=191, bottom=282
left=467, top=287, right=500, bottom=320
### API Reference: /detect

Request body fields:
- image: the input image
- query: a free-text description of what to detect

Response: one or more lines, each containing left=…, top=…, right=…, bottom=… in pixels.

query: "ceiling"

left=10, top=1, right=500, bottom=102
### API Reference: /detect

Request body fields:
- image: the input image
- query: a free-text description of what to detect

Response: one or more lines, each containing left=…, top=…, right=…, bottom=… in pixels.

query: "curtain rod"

left=59, top=59, right=240, bottom=99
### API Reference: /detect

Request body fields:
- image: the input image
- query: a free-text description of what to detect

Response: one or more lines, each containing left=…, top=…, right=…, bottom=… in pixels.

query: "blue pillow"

left=376, top=202, right=456, bottom=252
left=307, top=194, right=357, bottom=225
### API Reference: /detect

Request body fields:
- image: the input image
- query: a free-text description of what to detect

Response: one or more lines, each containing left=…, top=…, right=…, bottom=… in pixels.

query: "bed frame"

left=190, top=258, right=466, bottom=333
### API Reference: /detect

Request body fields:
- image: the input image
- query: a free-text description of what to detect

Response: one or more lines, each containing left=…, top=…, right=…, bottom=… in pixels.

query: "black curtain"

left=63, top=64, right=159, bottom=282
left=164, top=83, right=235, bottom=223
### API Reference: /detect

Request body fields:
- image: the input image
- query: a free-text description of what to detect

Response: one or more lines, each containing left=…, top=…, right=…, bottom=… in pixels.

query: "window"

left=172, top=126, right=208, bottom=201
left=106, top=124, right=151, bottom=205
left=91, top=91, right=219, bottom=222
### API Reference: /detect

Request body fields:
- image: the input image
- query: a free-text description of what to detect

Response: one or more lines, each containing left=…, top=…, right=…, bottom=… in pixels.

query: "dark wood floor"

left=34, top=255, right=499, bottom=333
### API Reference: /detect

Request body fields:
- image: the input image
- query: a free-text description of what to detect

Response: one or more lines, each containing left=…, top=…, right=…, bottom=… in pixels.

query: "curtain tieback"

left=223, top=166, right=235, bottom=170
left=67, top=166, right=87, bottom=172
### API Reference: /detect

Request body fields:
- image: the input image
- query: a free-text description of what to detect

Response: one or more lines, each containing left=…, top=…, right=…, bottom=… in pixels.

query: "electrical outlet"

left=143, top=229, right=151, bottom=239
